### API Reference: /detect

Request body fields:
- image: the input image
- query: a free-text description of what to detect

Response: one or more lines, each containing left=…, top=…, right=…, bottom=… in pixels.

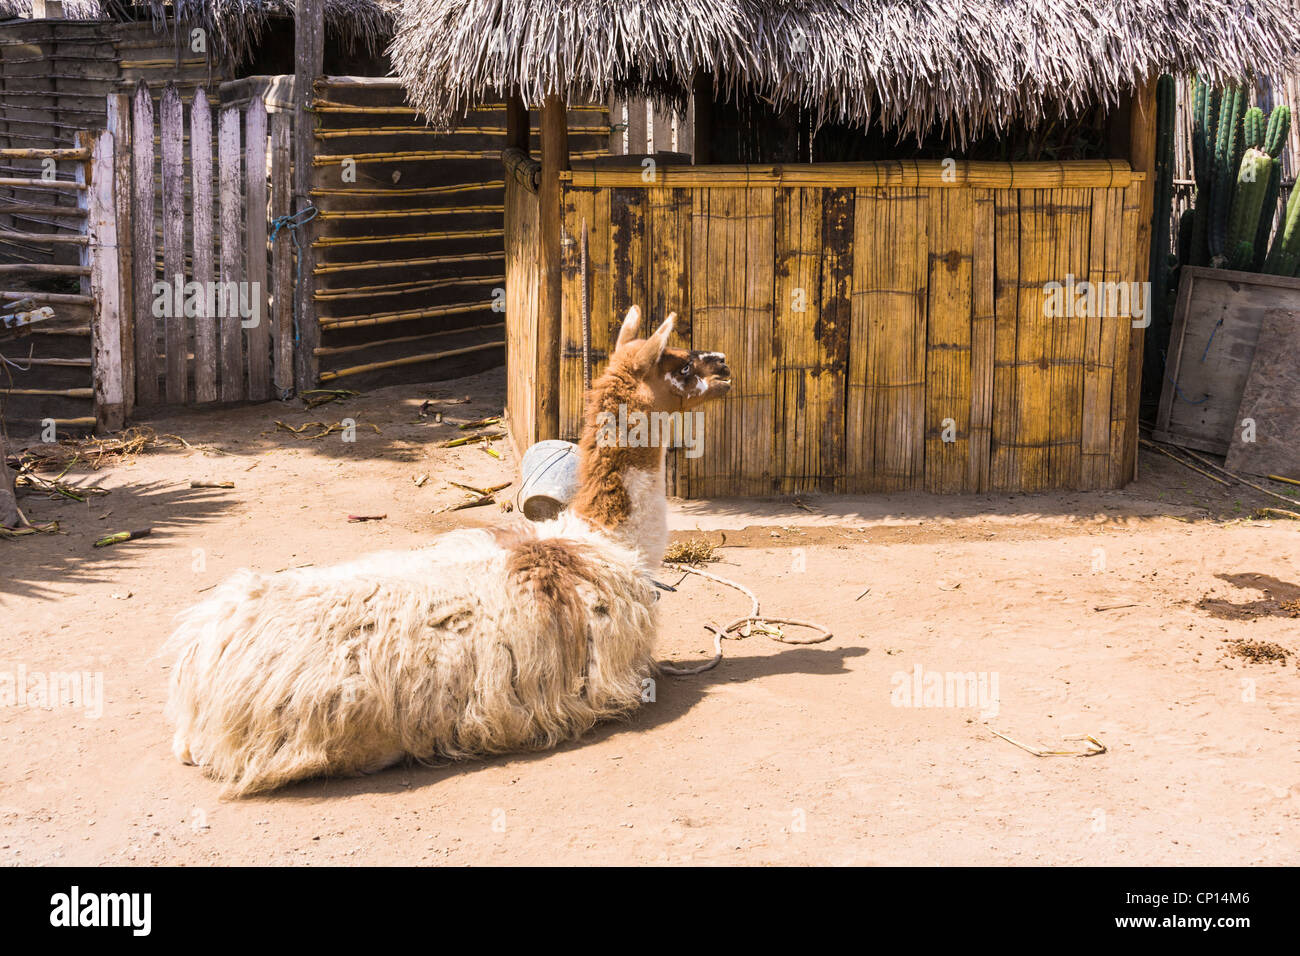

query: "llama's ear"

left=614, top=305, right=642, bottom=350
left=647, top=313, right=676, bottom=360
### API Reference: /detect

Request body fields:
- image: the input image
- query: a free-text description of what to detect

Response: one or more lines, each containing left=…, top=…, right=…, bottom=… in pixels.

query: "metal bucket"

left=518, top=439, right=580, bottom=521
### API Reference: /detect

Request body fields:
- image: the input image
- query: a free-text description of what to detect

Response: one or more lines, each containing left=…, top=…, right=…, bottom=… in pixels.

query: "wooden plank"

left=608, top=186, right=647, bottom=331
left=1154, top=266, right=1300, bottom=454
left=1124, top=76, right=1158, bottom=483
left=191, top=87, right=216, bottom=403
left=244, top=94, right=270, bottom=401
left=270, top=109, right=292, bottom=397
left=646, top=186, right=694, bottom=495
left=1080, top=188, right=1118, bottom=489
left=107, top=92, right=135, bottom=420
left=218, top=104, right=243, bottom=401
left=1224, top=309, right=1300, bottom=478
left=160, top=83, right=185, bottom=404
left=559, top=184, right=595, bottom=442
left=773, top=186, right=824, bottom=492
left=504, top=175, right=541, bottom=455
left=82, top=128, right=124, bottom=431
left=847, top=187, right=928, bottom=491
left=130, top=81, right=156, bottom=407
left=688, top=188, right=739, bottom=496
left=536, top=94, right=570, bottom=441
left=1012, top=189, right=1053, bottom=491
left=1109, top=184, right=1140, bottom=484
left=566, top=159, right=1138, bottom=189
left=626, top=98, right=647, bottom=155
left=293, top=0, right=324, bottom=394
left=924, top=187, right=974, bottom=493
left=969, top=189, right=996, bottom=491
left=1047, top=188, right=1091, bottom=489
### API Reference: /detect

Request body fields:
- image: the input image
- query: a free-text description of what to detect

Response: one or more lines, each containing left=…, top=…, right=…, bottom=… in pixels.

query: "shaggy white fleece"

left=164, top=514, right=657, bottom=796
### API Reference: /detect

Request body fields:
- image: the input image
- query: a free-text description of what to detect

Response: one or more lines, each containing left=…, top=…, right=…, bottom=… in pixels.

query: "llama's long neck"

left=570, top=368, right=669, bottom=572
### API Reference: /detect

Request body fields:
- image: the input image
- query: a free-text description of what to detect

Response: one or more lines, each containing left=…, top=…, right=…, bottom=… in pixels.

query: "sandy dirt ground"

left=2, top=366, right=1299, bottom=866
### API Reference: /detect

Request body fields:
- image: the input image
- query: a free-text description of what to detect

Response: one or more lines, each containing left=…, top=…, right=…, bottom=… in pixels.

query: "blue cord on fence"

left=269, top=204, right=319, bottom=399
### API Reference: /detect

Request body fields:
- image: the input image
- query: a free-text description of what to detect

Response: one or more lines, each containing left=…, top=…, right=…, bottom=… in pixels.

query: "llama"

left=164, top=306, right=731, bottom=796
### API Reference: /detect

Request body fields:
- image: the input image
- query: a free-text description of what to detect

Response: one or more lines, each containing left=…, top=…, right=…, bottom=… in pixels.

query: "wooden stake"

left=294, top=0, right=324, bottom=394
left=81, top=129, right=125, bottom=432
left=537, top=94, right=569, bottom=441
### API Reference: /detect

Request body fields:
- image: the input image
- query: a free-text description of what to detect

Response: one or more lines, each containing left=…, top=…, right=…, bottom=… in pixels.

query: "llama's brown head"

left=607, top=305, right=732, bottom=412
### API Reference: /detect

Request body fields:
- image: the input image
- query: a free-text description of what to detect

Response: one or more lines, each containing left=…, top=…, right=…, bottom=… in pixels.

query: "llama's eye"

left=679, top=366, right=693, bottom=378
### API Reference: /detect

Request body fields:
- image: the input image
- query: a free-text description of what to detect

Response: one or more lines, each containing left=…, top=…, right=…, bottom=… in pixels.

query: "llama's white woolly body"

left=164, top=514, right=658, bottom=796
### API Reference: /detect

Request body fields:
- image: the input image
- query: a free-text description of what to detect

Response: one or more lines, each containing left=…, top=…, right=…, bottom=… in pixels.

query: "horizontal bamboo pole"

left=313, top=321, right=505, bottom=357
left=0, top=263, right=89, bottom=275
left=0, top=177, right=86, bottom=191
left=319, top=340, right=504, bottom=382
left=319, top=301, right=493, bottom=330
left=0, top=203, right=87, bottom=218
left=316, top=205, right=504, bottom=221
left=22, top=357, right=92, bottom=368
left=310, top=180, right=504, bottom=197
left=314, top=125, right=609, bottom=139
left=313, top=250, right=504, bottom=275
left=563, top=159, right=1140, bottom=189
left=313, top=149, right=502, bottom=165
left=45, top=417, right=97, bottom=427
left=0, top=147, right=90, bottom=160
left=119, top=59, right=208, bottom=69
left=1, top=290, right=93, bottom=304
left=313, top=228, right=503, bottom=247
left=315, top=273, right=503, bottom=300
left=2, top=387, right=93, bottom=398
left=0, top=230, right=88, bottom=244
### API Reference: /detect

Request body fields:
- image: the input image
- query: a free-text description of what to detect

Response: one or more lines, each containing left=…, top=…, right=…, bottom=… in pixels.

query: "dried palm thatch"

left=0, top=1, right=397, bottom=63
left=0, top=0, right=103, bottom=17
left=390, top=0, right=1300, bottom=144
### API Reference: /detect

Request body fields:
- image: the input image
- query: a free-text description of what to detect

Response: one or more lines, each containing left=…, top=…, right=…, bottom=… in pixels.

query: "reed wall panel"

left=550, top=162, right=1145, bottom=496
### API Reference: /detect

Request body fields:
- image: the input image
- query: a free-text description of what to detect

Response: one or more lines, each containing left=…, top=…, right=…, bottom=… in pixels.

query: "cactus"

left=1244, top=107, right=1265, bottom=150
left=1264, top=182, right=1300, bottom=276
left=1189, top=77, right=1219, bottom=267
left=1226, top=148, right=1272, bottom=268
left=1251, top=155, right=1282, bottom=270
left=1209, top=85, right=1245, bottom=262
left=1264, top=105, right=1290, bottom=157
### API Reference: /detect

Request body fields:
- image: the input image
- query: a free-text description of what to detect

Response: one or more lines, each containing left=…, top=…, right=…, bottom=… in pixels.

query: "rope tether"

left=659, top=564, right=834, bottom=676
left=269, top=204, right=319, bottom=400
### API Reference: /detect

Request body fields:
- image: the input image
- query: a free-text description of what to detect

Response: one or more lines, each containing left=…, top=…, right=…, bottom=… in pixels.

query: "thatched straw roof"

left=0, top=0, right=104, bottom=17
left=390, top=0, right=1300, bottom=142
left=0, top=1, right=396, bottom=62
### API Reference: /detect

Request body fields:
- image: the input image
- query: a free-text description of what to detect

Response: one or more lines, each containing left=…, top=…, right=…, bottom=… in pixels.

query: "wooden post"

left=160, top=83, right=186, bottom=403
left=130, top=82, right=156, bottom=407
left=245, top=94, right=270, bottom=401
left=536, top=94, right=569, bottom=441
left=0, top=434, right=17, bottom=529
left=293, top=0, right=325, bottom=394
left=218, top=105, right=244, bottom=401
left=106, top=92, right=135, bottom=419
left=1125, top=75, right=1158, bottom=482
left=191, top=88, right=217, bottom=403
left=691, top=74, right=711, bottom=165
left=506, top=96, right=529, bottom=152
left=626, top=97, right=647, bottom=155
left=81, top=129, right=125, bottom=432
left=270, top=110, right=293, bottom=396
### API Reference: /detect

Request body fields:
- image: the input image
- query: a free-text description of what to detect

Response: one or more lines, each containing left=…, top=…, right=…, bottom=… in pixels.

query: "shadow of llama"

left=164, top=307, right=732, bottom=795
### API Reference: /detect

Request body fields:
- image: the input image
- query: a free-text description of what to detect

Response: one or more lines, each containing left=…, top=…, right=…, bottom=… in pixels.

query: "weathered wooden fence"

left=550, top=160, right=1146, bottom=497
left=121, top=79, right=288, bottom=407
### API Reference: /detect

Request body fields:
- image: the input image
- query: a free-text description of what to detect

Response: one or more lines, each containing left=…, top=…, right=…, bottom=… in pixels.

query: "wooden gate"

left=124, top=79, right=292, bottom=408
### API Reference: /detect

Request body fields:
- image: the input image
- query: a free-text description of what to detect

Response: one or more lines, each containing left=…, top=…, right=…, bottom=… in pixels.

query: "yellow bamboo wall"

left=554, top=161, right=1144, bottom=496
